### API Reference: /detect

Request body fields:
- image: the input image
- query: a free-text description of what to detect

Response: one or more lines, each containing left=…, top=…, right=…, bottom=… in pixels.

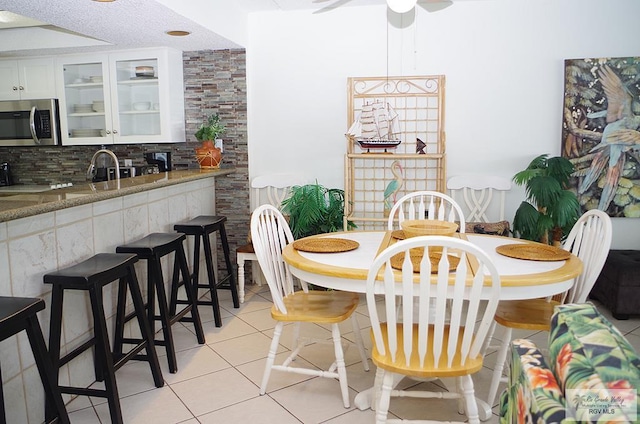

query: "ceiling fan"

left=312, top=0, right=453, bottom=14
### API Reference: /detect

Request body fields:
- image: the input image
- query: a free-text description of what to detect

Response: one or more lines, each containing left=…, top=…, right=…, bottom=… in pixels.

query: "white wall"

left=244, top=0, right=640, bottom=248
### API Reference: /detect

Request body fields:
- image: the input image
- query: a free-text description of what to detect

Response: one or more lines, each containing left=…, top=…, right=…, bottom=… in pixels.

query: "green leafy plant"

left=281, top=182, right=356, bottom=239
left=512, top=154, right=581, bottom=245
left=195, top=113, right=226, bottom=142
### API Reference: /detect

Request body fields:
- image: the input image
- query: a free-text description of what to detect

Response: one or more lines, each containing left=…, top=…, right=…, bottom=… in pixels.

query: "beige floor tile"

left=209, top=331, right=278, bottom=366
left=322, top=407, right=378, bottom=424
left=93, top=386, right=193, bottom=424
left=202, top=313, right=260, bottom=343
left=67, top=406, right=101, bottom=423
left=235, top=351, right=317, bottom=393
left=269, top=377, right=356, bottom=423
left=236, top=306, right=278, bottom=331
left=160, top=344, right=231, bottom=385
left=171, top=367, right=258, bottom=416
left=197, top=394, right=300, bottom=424
left=221, top=292, right=272, bottom=315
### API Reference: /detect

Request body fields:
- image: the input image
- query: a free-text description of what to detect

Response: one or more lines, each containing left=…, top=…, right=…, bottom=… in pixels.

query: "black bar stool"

left=0, top=297, right=69, bottom=424
left=43, top=253, right=164, bottom=424
left=174, top=215, right=239, bottom=327
left=116, top=233, right=206, bottom=373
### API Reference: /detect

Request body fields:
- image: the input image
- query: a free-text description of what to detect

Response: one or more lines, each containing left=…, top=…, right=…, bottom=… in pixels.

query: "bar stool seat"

left=174, top=215, right=239, bottom=327
left=0, top=297, right=69, bottom=424
left=116, top=232, right=206, bottom=373
left=44, top=253, right=164, bottom=424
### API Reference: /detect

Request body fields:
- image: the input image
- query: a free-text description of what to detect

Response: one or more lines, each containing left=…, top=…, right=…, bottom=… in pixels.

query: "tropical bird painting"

left=384, top=161, right=404, bottom=211
left=578, top=65, right=640, bottom=211
left=563, top=58, right=640, bottom=217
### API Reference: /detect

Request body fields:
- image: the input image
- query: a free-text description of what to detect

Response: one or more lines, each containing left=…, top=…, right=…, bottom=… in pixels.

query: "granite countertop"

left=0, top=168, right=235, bottom=223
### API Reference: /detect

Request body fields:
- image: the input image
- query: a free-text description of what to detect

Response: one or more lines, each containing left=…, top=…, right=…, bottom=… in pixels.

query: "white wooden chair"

left=387, top=190, right=466, bottom=232
left=447, top=175, right=511, bottom=235
left=486, top=209, right=613, bottom=407
left=236, top=173, right=308, bottom=303
left=365, top=235, right=501, bottom=424
left=251, top=204, right=369, bottom=408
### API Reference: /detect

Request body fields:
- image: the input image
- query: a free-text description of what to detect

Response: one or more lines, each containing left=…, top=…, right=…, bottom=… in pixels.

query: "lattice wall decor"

left=344, top=76, right=446, bottom=230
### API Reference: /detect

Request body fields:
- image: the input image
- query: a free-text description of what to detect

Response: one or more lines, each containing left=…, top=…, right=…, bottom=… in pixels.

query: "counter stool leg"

left=89, top=286, right=123, bottom=424
left=113, top=277, right=128, bottom=366
left=202, top=234, right=223, bottom=327
left=127, top=264, right=164, bottom=388
left=146, top=260, right=157, bottom=335
left=46, top=286, right=65, bottom=422
left=175, top=244, right=206, bottom=344
left=151, top=258, right=178, bottom=373
left=25, top=314, right=71, bottom=424
left=218, top=225, right=239, bottom=308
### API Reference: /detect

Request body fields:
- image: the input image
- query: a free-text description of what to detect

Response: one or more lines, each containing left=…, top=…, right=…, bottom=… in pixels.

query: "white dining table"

left=282, top=230, right=583, bottom=418
left=283, top=231, right=582, bottom=300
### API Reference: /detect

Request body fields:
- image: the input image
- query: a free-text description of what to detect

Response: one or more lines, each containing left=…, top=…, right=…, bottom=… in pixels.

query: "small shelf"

left=118, top=79, right=159, bottom=86
left=65, top=82, right=103, bottom=88
left=68, top=112, right=105, bottom=117
left=120, top=110, right=159, bottom=115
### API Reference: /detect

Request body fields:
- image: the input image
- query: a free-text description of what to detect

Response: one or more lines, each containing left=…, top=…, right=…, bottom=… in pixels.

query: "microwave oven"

left=0, top=99, right=61, bottom=146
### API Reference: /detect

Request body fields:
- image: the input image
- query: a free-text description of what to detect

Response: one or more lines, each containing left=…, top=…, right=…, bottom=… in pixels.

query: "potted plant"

left=512, top=154, right=581, bottom=245
left=281, top=182, right=356, bottom=239
left=195, top=114, right=226, bottom=168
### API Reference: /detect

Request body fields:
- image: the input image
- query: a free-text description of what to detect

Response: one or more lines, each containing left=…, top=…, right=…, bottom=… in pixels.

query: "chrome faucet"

left=86, top=147, right=120, bottom=181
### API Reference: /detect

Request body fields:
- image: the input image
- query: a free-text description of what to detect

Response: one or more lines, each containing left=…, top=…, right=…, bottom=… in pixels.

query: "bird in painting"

left=579, top=65, right=640, bottom=211
left=384, top=161, right=404, bottom=210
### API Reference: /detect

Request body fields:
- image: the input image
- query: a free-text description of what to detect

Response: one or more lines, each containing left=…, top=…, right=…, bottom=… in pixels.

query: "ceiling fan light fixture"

left=386, top=0, right=417, bottom=13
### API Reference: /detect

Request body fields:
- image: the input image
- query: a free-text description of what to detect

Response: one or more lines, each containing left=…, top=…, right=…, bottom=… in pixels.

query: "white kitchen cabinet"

left=0, top=58, right=56, bottom=100
left=56, top=48, right=185, bottom=145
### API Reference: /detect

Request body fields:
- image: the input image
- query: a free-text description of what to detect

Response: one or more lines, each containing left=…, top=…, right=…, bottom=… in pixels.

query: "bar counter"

left=0, top=167, right=234, bottom=423
left=0, top=168, right=234, bottom=223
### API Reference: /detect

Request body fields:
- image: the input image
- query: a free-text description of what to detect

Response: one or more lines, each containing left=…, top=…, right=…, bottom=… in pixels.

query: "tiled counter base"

left=0, top=173, right=230, bottom=423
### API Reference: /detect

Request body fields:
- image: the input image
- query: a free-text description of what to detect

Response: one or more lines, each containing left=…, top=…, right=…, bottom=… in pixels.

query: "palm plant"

left=281, top=182, right=356, bottom=239
left=512, top=154, right=581, bottom=245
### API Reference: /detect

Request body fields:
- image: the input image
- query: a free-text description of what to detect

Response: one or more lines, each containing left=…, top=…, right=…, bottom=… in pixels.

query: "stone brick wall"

left=0, top=49, right=250, bottom=273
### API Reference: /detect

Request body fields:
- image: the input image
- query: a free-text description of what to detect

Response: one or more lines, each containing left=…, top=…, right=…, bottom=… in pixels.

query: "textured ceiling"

left=0, top=0, right=445, bottom=56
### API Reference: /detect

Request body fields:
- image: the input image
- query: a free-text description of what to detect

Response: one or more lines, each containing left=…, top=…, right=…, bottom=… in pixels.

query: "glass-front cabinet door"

left=110, top=56, right=161, bottom=142
left=57, top=48, right=185, bottom=146
left=59, top=56, right=111, bottom=145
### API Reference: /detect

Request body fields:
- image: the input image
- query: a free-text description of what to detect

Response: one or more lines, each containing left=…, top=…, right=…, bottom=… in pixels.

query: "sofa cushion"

left=499, top=339, right=567, bottom=424
left=549, top=303, right=640, bottom=422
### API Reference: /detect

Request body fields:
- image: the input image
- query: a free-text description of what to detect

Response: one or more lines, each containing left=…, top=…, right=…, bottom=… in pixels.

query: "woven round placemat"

left=390, top=252, right=460, bottom=273
left=391, top=230, right=406, bottom=240
left=292, top=238, right=360, bottom=253
left=495, top=243, right=570, bottom=261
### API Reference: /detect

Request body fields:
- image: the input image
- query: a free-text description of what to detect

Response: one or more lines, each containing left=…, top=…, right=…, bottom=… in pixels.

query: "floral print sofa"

left=499, top=303, right=640, bottom=423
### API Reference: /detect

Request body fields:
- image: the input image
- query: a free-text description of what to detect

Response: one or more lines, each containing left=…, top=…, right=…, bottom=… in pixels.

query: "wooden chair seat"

left=236, top=242, right=254, bottom=254
left=271, top=291, right=359, bottom=323
left=493, top=299, right=561, bottom=331
left=371, top=323, right=484, bottom=378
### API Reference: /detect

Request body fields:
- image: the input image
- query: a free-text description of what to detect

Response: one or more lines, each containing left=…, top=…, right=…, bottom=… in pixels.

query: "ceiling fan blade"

left=418, top=0, right=453, bottom=12
left=312, top=0, right=358, bottom=14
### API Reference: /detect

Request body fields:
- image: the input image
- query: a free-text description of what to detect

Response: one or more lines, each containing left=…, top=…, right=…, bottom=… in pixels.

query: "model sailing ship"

left=346, top=100, right=402, bottom=152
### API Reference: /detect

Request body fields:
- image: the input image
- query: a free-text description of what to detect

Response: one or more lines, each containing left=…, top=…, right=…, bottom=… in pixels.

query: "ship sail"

left=346, top=100, right=401, bottom=151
